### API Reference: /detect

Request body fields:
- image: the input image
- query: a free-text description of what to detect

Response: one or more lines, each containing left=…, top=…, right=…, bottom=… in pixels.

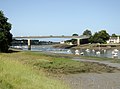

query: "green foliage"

left=111, top=33, right=117, bottom=37
left=80, top=39, right=89, bottom=44
left=65, top=34, right=78, bottom=44
left=0, top=53, right=69, bottom=89
left=0, top=11, right=12, bottom=52
left=80, top=29, right=92, bottom=44
left=71, top=39, right=77, bottom=44
left=0, top=79, right=13, bottom=89
left=72, top=33, right=78, bottom=36
left=64, top=34, right=78, bottom=44
left=83, top=29, right=92, bottom=36
left=90, top=30, right=110, bottom=44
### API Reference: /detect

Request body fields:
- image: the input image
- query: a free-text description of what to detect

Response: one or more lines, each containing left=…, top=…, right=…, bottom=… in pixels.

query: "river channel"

left=13, top=45, right=120, bottom=59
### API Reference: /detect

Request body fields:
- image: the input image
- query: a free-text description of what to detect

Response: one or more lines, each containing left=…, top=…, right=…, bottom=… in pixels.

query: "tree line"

left=69, top=29, right=119, bottom=45
left=0, top=11, right=12, bottom=52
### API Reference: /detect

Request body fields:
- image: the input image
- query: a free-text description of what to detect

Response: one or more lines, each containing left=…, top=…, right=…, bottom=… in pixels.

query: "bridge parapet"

left=13, top=35, right=90, bottom=39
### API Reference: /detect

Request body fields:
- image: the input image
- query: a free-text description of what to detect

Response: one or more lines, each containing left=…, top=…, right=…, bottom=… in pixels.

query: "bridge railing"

left=13, top=35, right=90, bottom=39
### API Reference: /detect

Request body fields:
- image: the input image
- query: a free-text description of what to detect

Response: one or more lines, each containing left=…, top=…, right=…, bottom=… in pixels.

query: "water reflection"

left=12, top=45, right=120, bottom=59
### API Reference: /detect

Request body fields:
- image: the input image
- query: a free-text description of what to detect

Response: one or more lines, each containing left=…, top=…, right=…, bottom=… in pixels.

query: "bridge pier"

left=77, top=38, right=80, bottom=46
left=14, top=35, right=90, bottom=48
left=28, top=39, right=31, bottom=50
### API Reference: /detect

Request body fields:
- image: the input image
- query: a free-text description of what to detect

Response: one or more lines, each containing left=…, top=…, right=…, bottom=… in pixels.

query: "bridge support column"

left=77, top=38, right=80, bottom=46
left=28, top=39, right=31, bottom=50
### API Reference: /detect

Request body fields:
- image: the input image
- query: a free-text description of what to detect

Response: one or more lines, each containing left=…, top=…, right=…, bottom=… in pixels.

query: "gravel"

left=60, top=73, right=120, bottom=89
left=59, top=58, right=120, bottom=89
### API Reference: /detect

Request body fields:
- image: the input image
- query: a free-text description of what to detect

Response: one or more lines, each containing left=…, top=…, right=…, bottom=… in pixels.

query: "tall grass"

left=0, top=53, right=69, bottom=89
left=0, top=51, right=119, bottom=89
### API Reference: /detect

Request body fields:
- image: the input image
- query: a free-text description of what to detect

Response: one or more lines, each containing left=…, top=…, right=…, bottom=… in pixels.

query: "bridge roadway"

left=14, top=35, right=90, bottom=39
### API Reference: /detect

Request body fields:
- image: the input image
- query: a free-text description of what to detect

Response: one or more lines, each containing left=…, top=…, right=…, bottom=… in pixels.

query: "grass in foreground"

left=0, top=52, right=69, bottom=89
left=0, top=51, right=119, bottom=89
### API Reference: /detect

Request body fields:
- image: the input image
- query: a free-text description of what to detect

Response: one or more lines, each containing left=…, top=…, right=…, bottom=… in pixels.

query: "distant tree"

left=90, top=30, right=110, bottom=44
left=83, top=29, right=92, bottom=36
left=0, top=11, right=12, bottom=52
left=72, top=33, right=78, bottom=36
left=71, top=33, right=78, bottom=44
left=80, top=29, right=92, bottom=44
left=111, top=33, right=117, bottom=37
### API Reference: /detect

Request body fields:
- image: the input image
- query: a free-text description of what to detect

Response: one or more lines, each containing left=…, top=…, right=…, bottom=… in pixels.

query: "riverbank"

left=1, top=50, right=120, bottom=89
left=53, top=43, right=120, bottom=50
left=60, top=72, right=120, bottom=89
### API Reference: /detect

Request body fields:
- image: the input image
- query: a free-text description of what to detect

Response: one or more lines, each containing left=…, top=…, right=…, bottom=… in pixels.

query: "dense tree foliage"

left=83, top=29, right=92, bottom=36
left=70, top=33, right=78, bottom=44
left=66, top=30, right=110, bottom=45
left=80, top=29, right=92, bottom=44
left=72, top=33, right=78, bottom=36
left=90, top=30, right=110, bottom=44
left=0, top=11, right=12, bottom=52
left=111, top=33, right=117, bottom=37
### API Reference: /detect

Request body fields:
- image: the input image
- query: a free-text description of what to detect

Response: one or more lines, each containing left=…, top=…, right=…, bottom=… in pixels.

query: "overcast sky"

left=1, top=0, right=120, bottom=36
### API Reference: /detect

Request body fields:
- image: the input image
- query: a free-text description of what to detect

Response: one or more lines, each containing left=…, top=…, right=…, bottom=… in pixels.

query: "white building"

left=107, top=37, right=120, bottom=44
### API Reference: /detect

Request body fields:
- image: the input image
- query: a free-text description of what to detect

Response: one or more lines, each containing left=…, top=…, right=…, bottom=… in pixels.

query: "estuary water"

left=13, top=45, right=120, bottom=59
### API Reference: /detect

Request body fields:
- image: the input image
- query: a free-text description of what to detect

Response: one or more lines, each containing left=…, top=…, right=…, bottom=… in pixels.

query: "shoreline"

left=53, top=44, right=120, bottom=50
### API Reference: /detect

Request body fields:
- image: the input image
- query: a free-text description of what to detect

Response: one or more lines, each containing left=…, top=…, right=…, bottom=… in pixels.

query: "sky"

left=1, top=0, right=120, bottom=37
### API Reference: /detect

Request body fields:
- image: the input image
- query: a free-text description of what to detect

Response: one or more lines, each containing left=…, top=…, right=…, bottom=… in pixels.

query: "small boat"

left=114, top=49, right=119, bottom=52
left=80, top=52, right=84, bottom=55
left=67, top=49, right=71, bottom=53
left=112, top=51, right=115, bottom=55
left=92, top=49, right=95, bottom=52
left=86, top=49, right=90, bottom=52
left=75, top=50, right=80, bottom=55
left=112, top=52, right=118, bottom=58
left=96, top=51, right=100, bottom=54
left=103, top=50, right=106, bottom=53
